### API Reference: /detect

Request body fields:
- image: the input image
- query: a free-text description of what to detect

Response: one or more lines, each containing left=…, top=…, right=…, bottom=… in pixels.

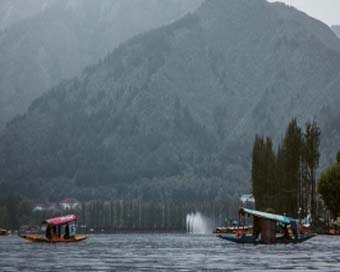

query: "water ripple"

left=1, top=234, right=340, bottom=271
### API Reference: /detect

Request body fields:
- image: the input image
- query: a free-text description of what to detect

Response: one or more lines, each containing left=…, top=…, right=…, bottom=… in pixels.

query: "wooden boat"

left=218, top=232, right=316, bottom=244
left=216, top=208, right=316, bottom=244
left=19, top=233, right=88, bottom=243
left=214, top=226, right=252, bottom=235
left=0, top=228, right=10, bottom=236
left=18, top=214, right=88, bottom=243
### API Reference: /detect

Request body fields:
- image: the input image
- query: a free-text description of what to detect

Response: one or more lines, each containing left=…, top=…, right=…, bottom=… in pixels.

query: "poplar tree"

left=252, top=136, right=265, bottom=210
left=251, top=118, right=321, bottom=220
left=318, top=156, right=340, bottom=219
left=303, top=121, right=320, bottom=221
left=252, top=136, right=276, bottom=211
left=281, top=118, right=302, bottom=217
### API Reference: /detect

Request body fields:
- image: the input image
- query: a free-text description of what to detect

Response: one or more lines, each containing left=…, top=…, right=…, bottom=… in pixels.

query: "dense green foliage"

left=252, top=119, right=320, bottom=218
left=318, top=154, right=340, bottom=219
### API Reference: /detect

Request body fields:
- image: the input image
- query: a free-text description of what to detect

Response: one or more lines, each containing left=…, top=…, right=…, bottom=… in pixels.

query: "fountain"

left=186, top=212, right=211, bottom=234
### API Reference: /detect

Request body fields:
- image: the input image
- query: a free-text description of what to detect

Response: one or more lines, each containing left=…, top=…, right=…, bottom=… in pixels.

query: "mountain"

left=332, top=25, right=340, bottom=39
left=1, top=0, right=340, bottom=202
left=0, top=0, right=55, bottom=31
left=0, top=0, right=203, bottom=129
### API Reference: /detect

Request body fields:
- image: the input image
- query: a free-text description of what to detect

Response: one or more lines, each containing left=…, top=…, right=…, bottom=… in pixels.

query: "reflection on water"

left=1, top=234, right=340, bottom=271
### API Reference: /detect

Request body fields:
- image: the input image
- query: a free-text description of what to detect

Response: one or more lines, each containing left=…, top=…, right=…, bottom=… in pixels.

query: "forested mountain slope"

left=332, top=25, right=340, bottom=39
left=1, top=0, right=340, bottom=202
left=0, top=0, right=203, bottom=129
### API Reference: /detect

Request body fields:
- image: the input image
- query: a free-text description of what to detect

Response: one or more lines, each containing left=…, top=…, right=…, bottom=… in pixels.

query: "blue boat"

left=217, top=208, right=316, bottom=244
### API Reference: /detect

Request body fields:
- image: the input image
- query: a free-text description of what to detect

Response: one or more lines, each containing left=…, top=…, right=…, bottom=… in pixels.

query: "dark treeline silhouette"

left=78, top=200, right=238, bottom=231
left=252, top=119, right=320, bottom=219
left=318, top=151, right=340, bottom=220
left=0, top=193, right=32, bottom=230
left=0, top=196, right=238, bottom=231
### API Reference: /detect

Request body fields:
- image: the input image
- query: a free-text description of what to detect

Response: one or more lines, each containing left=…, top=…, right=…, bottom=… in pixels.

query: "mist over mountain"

left=0, top=0, right=55, bottom=31
left=332, top=25, right=340, bottom=39
left=1, top=0, right=340, bottom=202
left=0, top=0, right=203, bottom=129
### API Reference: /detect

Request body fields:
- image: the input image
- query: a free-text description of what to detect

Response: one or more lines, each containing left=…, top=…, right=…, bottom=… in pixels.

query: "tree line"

left=252, top=118, right=320, bottom=220
left=318, top=151, right=340, bottom=221
left=0, top=194, right=32, bottom=230
left=0, top=197, right=238, bottom=231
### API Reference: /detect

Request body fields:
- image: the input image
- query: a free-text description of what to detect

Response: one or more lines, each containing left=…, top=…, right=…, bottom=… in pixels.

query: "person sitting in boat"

left=46, top=225, right=52, bottom=240
left=46, top=225, right=57, bottom=240
left=51, top=226, right=57, bottom=239
left=283, top=225, right=290, bottom=239
left=64, top=224, right=70, bottom=239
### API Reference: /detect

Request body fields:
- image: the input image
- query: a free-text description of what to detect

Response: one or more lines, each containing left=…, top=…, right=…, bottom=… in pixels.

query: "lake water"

left=1, top=234, right=340, bottom=271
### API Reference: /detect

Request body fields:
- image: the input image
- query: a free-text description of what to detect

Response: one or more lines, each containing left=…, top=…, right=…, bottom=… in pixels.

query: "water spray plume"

left=186, top=212, right=211, bottom=234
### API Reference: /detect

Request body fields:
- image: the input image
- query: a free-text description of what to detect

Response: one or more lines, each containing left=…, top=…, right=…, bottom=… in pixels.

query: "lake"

left=1, top=234, right=340, bottom=271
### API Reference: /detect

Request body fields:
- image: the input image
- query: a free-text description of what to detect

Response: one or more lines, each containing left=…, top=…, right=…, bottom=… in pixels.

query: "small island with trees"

left=252, top=118, right=340, bottom=234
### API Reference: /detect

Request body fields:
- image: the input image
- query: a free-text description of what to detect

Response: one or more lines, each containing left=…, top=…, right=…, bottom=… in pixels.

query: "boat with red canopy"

left=0, top=228, right=10, bottom=236
left=19, top=214, right=88, bottom=243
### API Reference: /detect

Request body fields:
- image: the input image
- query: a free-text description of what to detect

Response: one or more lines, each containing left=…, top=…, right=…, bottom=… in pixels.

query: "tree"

left=0, top=206, right=9, bottom=228
left=303, top=121, right=320, bottom=221
left=275, top=145, right=285, bottom=213
left=251, top=118, right=321, bottom=218
left=281, top=119, right=303, bottom=217
left=252, top=136, right=276, bottom=211
left=252, top=135, right=265, bottom=210
left=318, top=162, right=340, bottom=219
left=5, top=194, right=21, bottom=229
left=17, top=198, right=32, bottom=225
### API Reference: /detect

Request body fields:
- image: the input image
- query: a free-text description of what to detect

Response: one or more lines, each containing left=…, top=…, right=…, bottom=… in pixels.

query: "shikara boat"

left=18, top=214, right=88, bottom=243
left=0, top=228, right=10, bottom=236
left=217, top=208, right=316, bottom=244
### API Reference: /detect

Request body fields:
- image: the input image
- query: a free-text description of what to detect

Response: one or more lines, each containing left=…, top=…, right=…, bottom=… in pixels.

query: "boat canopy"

left=43, top=214, right=77, bottom=226
left=240, top=208, right=290, bottom=224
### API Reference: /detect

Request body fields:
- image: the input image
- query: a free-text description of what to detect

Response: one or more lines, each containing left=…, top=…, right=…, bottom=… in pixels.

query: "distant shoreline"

left=86, top=229, right=188, bottom=234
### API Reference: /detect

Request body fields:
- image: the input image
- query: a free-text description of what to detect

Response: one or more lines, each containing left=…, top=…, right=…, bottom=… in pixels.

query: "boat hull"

left=18, top=234, right=88, bottom=243
left=217, top=233, right=316, bottom=244
left=0, top=229, right=10, bottom=236
left=214, top=226, right=252, bottom=235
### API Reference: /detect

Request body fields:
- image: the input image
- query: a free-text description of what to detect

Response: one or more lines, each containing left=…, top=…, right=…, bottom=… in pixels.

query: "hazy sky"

left=268, top=0, right=340, bottom=26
